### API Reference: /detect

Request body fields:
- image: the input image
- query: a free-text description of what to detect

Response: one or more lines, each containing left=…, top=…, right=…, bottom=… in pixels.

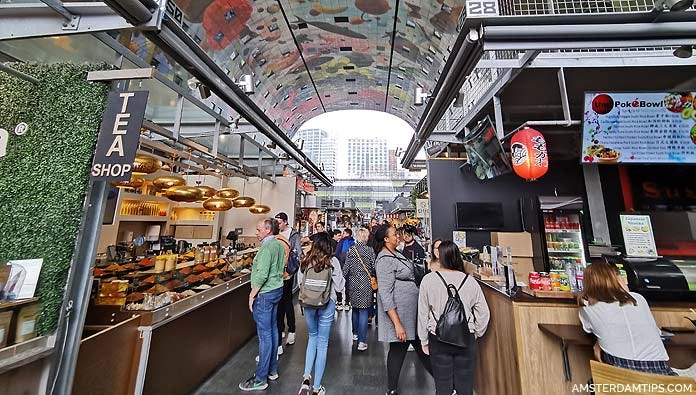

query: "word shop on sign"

left=91, top=91, right=148, bottom=181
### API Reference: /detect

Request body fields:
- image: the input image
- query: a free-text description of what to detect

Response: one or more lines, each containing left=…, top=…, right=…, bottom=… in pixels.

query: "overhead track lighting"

left=236, top=75, right=255, bottom=94
left=414, top=87, right=431, bottom=106
left=653, top=0, right=694, bottom=11
left=673, top=45, right=694, bottom=58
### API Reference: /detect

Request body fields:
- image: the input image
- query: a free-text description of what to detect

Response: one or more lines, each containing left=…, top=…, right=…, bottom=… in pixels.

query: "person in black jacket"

left=401, top=225, right=425, bottom=264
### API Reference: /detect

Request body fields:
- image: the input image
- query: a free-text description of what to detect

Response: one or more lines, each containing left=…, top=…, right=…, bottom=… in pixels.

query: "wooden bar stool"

left=590, top=360, right=696, bottom=395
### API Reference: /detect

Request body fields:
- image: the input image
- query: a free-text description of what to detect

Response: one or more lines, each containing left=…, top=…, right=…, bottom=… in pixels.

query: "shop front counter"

left=475, top=280, right=696, bottom=395
left=74, top=273, right=255, bottom=395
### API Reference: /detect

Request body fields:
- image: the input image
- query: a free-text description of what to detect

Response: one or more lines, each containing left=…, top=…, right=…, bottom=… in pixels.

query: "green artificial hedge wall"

left=0, top=63, right=109, bottom=335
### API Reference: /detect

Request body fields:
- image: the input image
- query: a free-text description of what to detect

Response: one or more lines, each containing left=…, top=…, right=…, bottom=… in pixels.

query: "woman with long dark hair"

left=578, top=262, right=675, bottom=376
left=418, top=241, right=490, bottom=395
left=373, top=224, right=432, bottom=395
left=297, top=232, right=345, bottom=395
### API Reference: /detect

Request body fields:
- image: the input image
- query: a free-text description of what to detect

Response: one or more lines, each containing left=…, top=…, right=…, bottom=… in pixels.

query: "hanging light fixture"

left=204, top=197, right=234, bottom=211
left=153, top=175, right=186, bottom=189
left=156, top=149, right=190, bottom=192
left=202, top=175, right=233, bottom=211
left=165, top=185, right=203, bottom=202
left=249, top=179, right=271, bottom=214
left=111, top=176, right=144, bottom=189
left=217, top=188, right=240, bottom=199
left=233, top=180, right=255, bottom=208
left=194, top=182, right=217, bottom=200
left=132, top=153, right=162, bottom=175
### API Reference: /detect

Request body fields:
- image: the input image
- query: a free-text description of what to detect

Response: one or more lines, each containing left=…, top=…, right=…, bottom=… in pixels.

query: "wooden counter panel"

left=652, top=307, right=696, bottom=369
left=73, top=315, right=142, bottom=395
left=142, top=283, right=255, bottom=395
left=514, top=303, right=594, bottom=395
left=476, top=285, right=522, bottom=395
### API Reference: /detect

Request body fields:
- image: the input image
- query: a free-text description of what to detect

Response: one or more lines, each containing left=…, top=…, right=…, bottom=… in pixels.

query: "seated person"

left=577, top=262, right=676, bottom=376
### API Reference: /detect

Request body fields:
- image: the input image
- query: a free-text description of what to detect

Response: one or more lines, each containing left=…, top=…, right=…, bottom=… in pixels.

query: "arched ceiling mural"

left=170, top=0, right=465, bottom=134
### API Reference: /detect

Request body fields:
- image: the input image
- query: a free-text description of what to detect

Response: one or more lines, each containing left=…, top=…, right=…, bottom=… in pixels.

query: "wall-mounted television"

left=456, top=202, right=505, bottom=230
left=463, top=116, right=512, bottom=180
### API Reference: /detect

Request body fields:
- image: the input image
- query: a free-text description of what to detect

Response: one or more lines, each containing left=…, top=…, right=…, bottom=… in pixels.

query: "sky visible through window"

left=298, top=110, right=426, bottom=180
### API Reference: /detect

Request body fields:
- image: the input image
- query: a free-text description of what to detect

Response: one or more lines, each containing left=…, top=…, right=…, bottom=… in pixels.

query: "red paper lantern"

left=510, top=128, right=549, bottom=181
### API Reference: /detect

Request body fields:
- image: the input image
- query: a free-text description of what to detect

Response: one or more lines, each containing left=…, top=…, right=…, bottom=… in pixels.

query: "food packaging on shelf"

left=0, top=310, right=13, bottom=348
left=96, top=280, right=128, bottom=306
left=15, top=303, right=40, bottom=343
left=154, top=256, right=166, bottom=273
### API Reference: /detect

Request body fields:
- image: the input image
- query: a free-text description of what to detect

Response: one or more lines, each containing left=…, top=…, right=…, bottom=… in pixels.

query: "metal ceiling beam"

left=402, top=28, right=485, bottom=168
left=141, top=18, right=332, bottom=186
left=384, top=0, right=402, bottom=112
left=0, top=2, right=140, bottom=40
left=276, top=1, right=326, bottom=113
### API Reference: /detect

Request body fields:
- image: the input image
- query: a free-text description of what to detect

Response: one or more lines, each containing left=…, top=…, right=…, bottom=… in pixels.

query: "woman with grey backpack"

left=297, top=232, right=345, bottom=395
left=417, top=241, right=490, bottom=395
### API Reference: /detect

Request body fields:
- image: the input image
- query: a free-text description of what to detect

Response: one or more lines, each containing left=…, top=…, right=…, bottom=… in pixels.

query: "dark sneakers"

left=239, top=376, right=268, bottom=391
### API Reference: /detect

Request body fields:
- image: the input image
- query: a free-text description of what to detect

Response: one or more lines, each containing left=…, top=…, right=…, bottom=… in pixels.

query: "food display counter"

left=475, top=279, right=696, bottom=395
left=73, top=248, right=259, bottom=395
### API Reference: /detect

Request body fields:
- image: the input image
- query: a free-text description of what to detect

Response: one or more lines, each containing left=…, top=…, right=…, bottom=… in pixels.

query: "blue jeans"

left=352, top=308, right=368, bottom=343
left=303, top=299, right=336, bottom=390
left=253, top=287, right=283, bottom=383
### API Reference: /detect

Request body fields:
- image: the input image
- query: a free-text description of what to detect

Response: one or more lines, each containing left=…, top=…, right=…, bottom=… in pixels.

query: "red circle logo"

left=592, top=94, right=614, bottom=115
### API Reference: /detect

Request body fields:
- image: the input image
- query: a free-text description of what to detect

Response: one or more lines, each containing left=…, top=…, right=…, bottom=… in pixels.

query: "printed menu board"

left=620, top=215, right=658, bottom=258
left=582, top=92, right=696, bottom=164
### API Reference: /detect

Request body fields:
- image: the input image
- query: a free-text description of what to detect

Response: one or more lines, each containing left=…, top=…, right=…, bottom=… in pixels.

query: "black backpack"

left=430, top=272, right=473, bottom=348
left=279, top=236, right=300, bottom=275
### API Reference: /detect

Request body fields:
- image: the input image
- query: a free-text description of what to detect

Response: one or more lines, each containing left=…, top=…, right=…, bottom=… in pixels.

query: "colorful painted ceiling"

left=170, top=0, right=465, bottom=134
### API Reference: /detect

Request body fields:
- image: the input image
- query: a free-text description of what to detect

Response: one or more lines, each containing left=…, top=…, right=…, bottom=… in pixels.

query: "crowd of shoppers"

left=241, top=216, right=491, bottom=394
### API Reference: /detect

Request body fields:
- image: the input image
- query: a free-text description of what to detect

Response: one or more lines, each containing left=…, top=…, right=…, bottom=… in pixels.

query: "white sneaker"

left=282, top=332, right=286, bottom=338
left=352, top=334, right=358, bottom=341
left=344, top=304, right=351, bottom=311
left=336, top=304, right=343, bottom=311
left=287, top=332, right=296, bottom=345
left=255, top=346, right=283, bottom=362
left=357, top=342, right=368, bottom=351
left=298, top=376, right=312, bottom=395
left=313, top=386, right=326, bottom=395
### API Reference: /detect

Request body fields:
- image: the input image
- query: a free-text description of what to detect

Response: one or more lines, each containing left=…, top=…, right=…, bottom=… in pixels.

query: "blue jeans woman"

left=302, top=299, right=337, bottom=393
left=297, top=234, right=345, bottom=395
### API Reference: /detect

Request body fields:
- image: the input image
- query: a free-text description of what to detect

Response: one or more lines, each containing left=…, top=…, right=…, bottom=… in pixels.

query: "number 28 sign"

left=465, top=0, right=500, bottom=16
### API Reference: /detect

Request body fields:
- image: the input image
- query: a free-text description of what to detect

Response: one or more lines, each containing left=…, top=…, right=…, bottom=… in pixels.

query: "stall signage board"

left=620, top=214, right=658, bottom=258
left=91, top=91, right=148, bottom=181
left=416, top=199, right=429, bottom=218
left=582, top=92, right=696, bottom=164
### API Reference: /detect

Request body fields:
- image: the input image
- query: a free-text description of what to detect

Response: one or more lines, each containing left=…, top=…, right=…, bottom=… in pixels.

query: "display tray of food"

left=133, top=272, right=251, bottom=327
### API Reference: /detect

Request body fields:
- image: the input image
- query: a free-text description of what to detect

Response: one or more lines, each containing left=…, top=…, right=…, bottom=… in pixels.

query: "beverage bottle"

left=575, top=262, right=584, bottom=291
left=565, top=259, right=577, bottom=292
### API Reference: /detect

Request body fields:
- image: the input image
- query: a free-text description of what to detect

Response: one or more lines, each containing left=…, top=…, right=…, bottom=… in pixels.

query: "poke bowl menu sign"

left=582, top=92, right=696, bottom=164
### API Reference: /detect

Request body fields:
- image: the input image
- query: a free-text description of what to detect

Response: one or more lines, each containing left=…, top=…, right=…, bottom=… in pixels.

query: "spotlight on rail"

left=414, top=87, right=431, bottom=106
left=673, top=45, right=694, bottom=58
left=236, top=75, right=254, bottom=94
left=654, top=0, right=693, bottom=11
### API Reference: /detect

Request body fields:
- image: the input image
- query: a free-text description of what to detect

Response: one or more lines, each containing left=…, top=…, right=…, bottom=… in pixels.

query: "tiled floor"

left=193, top=304, right=436, bottom=395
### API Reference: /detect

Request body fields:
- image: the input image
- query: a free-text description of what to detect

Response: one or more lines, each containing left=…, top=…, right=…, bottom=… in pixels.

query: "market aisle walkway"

left=193, top=304, right=436, bottom=394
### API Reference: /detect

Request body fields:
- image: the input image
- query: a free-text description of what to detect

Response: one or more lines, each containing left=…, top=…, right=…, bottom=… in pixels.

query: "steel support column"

left=583, top=165, right=612, bottom=245
left=402, top=28, right=485, bottom=167
left=50, top=181, right=109, bottom=395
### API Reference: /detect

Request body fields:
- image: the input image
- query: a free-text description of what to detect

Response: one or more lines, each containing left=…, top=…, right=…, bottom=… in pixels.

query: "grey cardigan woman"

left=373, top=225, right=432, bottom=395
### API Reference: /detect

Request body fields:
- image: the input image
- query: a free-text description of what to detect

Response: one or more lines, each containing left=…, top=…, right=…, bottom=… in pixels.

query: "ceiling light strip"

left=384, top=0, right=402, bottom=113
left=275, top=1, right=326, bottom=113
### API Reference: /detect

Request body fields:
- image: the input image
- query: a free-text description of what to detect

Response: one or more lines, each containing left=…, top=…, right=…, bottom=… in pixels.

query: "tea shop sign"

left=91, top=91, right=148, bottom=181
